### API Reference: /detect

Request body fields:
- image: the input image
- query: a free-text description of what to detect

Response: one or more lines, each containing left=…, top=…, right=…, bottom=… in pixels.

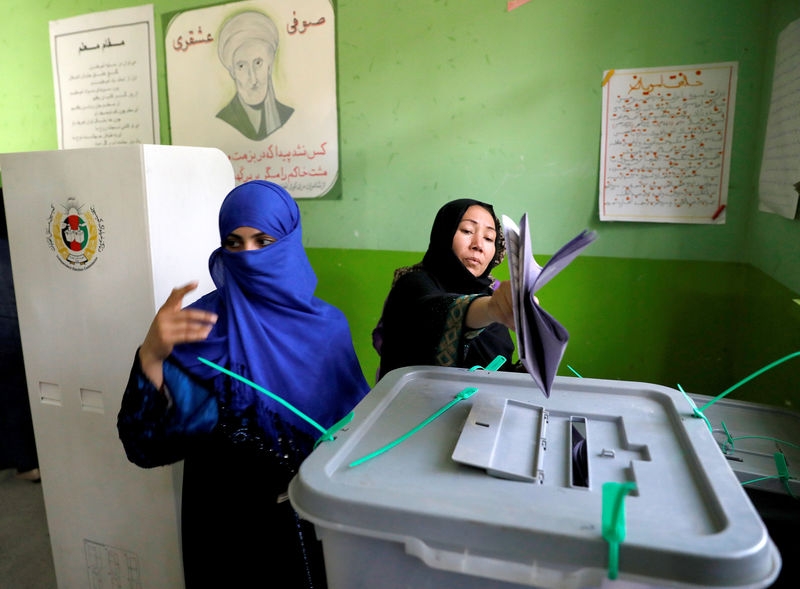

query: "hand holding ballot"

left=502, top=214, right=597, bottom=397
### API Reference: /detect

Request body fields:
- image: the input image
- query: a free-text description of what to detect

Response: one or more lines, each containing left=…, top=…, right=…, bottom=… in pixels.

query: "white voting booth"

left=0, top=145, right=235, bottom=589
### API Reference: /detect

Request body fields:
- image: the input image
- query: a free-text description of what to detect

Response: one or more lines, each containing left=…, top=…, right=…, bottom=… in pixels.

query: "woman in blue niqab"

left=171, top=180, right=368, bottom=442
left=118, top=180, right=369, bottom=588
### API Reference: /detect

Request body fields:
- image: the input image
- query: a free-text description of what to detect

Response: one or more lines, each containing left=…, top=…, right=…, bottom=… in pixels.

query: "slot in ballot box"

left=0, top=145, right=235, bottom=588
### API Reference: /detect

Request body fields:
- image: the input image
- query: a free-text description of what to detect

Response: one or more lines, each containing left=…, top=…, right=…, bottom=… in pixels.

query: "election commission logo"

left=46, top=199, right=105, bottom=270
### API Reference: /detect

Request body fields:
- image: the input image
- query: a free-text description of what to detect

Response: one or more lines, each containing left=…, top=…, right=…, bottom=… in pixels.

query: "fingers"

left=164, top=281, right=199, bottom=310
left=180, top=308, right=218, bottom=327
left=155, top=309, right=217, bottom=348
left=174, top=309, right=218, bottom=343
left=493, top=282, right=542, bottom=331
left=497, top=298, right=515, bottom=330
left=158, top=282, right=216, bottom=342
left=489, top=282, right=515, bottom=330
left=142, top=283, right=217, bottom=363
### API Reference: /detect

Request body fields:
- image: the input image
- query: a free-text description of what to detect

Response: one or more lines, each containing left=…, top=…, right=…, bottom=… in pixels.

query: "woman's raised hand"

left=465, top=280, right=517, bottom=330
left=487, top=280, right=516, bottom=330
left=138, top=282, right=218, bottom=388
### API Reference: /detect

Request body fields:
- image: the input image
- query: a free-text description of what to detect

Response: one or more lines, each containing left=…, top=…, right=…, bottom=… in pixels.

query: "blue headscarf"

left=171, top=180, right=369, bottom=441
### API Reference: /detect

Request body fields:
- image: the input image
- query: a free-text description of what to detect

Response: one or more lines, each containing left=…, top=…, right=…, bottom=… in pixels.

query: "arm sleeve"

left=117, top=350, right=219, bottom=468
left=433, top=294, right=486, bottom=367
left=380, top=271, right=487, bottom=372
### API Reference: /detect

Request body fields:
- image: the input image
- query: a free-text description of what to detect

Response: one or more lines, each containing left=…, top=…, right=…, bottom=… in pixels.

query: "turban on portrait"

left=217, top=11, right=279, bottom=74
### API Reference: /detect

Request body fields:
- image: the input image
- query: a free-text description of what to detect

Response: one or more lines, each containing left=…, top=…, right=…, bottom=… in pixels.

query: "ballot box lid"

left=290, top=366, right=781, bottom=589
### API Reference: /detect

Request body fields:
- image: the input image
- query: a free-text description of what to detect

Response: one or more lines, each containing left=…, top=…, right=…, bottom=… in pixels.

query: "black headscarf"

left=421, top=198, right=505, bottom=292
left=389, top=198, right=506, bottom=295
left=375, top=198, right=513, bottom=379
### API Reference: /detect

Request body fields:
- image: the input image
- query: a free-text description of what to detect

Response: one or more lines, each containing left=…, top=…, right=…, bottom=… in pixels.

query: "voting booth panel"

left=0, top=145, right=234, bottom=589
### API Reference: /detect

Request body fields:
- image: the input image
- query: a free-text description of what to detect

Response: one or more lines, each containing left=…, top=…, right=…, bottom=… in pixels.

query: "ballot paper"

left=502, top=214, right=597, bottom=397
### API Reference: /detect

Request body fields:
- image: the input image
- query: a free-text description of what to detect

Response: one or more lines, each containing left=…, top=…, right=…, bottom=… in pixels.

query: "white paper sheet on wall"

left=599, top=62, right=738, bottom=224
left=759, top=17, right=800, bottom=220
left=49, top=4, right=160, bottom=149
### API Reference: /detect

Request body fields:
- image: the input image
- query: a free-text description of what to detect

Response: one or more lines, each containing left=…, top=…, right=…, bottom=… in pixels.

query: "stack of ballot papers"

left=502, top=214, right=597, bottom=397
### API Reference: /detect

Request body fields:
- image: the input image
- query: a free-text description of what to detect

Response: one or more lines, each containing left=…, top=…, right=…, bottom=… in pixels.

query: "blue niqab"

left=170, top=180, right=369, bottom=441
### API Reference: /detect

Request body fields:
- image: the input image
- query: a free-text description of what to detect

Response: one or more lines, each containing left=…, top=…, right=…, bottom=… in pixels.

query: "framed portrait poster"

left=166, top=0, right=338, bottom=198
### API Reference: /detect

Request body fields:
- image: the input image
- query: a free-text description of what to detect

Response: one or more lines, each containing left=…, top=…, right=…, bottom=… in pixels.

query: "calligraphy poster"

left=759, top=17, right=800, bottom=219
left=166, top=0, right=338, bottom=198
left=50, top=4, right=160, bottom=149
left=599, top=62, right=738, bottom=223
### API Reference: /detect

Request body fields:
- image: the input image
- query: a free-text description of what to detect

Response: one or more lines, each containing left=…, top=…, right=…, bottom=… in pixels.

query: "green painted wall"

left=314, top=0, right=764, bottom=261
left=1, top=0, right=798, bottom=409
left=0, top=1, right=791, bottom=268
left=310, top=248, right=800, bottom=410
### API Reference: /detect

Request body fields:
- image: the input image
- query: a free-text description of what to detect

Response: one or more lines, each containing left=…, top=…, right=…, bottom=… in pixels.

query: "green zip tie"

left=699, top=350, right=800, bottom=412
left=724, top=433, right=800, bottom=451
left=197, top=356, right=353, bottom=447
left=469, top=355, right=507, bottom=372
left=774, top=452, right=797, bottom=499
left=741, top=475, right=781, bottom=485
left=720, top=421, right=735, bottom=454
left=741, top=453, right=798, bottom=500
left=567, top=365, right=583, bottom=378
left=348, top=386, right=478, bottom=468
left=348, top=357, right=502, bottom=468
left=775, top=452, right=790, bottom=481
left=602, top=481, right=637, bottom=580
left=739, top=454, right=797, bottom=498
left=677, top=384, right=712, bottom=433
left=314, top=410, right=355, bottom=449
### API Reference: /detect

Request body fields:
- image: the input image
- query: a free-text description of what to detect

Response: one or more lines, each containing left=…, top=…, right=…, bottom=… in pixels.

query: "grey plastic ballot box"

left=687, top=393, right=800, bottom=496
left=289, top=366, right=781, bottom=589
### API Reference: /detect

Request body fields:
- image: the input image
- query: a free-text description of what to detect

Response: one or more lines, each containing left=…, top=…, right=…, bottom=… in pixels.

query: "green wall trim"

left=308, top=248, right=800, bottom=410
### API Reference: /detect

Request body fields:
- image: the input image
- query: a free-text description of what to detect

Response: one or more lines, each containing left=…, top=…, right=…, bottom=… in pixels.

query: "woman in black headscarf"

left=375, top=199, right=516, bottom=380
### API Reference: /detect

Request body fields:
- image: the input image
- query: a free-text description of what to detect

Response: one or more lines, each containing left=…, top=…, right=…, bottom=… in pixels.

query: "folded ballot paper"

left=502, top=214, right=597, bottom=397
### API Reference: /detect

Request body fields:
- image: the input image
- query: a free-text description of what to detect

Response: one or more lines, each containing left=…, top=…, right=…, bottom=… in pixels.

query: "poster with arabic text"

left=599, top=62, right=738, bottom=223
left=49, top=4, right=160, bottom=149
left=166, top=0, right=337, bottom=198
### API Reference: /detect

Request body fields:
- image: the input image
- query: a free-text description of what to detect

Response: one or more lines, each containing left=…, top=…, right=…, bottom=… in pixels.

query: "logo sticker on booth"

left=46, top=199, right=105, bottom=271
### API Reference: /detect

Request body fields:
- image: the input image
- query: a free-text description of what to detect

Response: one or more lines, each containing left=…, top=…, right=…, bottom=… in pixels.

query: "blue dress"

left=118, top=351, right=327, bottom=588
left=117, top=181, right=370, bottom=587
